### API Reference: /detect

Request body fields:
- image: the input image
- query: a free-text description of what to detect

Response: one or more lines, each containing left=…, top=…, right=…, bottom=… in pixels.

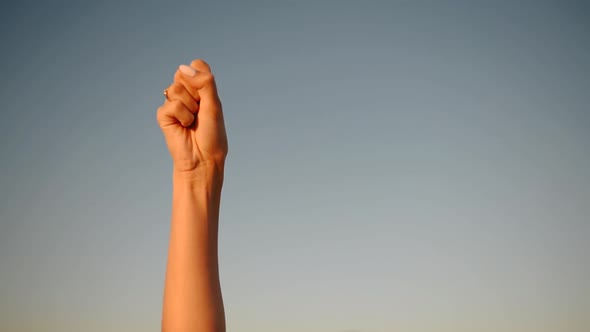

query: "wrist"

left=173, top=161, right=225, bottom=185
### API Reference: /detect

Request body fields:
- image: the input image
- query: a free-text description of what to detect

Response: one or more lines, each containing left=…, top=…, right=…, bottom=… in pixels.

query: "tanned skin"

left=156, top=58, right=228, bottom=332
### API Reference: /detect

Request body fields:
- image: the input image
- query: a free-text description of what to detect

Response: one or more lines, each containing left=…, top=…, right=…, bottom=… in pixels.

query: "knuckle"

left=157, top=104, right=168, bottom=114
left=170, top=82, right=184, bottom=94
left=170, top=99, right=184, bottom=111
left=173, top=69, right=183, bottom=82
left=191, top=58, right=211, bottom=70
left=156, top=106, right=166, bottom=121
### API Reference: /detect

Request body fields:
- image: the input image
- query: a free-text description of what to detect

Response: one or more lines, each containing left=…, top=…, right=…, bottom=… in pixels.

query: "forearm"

left=162, top=164, right=226, bottom=332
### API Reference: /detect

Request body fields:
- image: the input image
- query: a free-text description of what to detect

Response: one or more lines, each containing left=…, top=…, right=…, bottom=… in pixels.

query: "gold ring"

left=163, top=89, right=170, bottom=101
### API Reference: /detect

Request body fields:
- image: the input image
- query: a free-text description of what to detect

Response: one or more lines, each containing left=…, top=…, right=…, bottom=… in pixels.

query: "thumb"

left=176, top=64, right=220, bottom=105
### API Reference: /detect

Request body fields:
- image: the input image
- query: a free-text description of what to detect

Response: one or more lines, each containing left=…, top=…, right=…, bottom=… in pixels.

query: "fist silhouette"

left=157, top=59, right=228, bottom=173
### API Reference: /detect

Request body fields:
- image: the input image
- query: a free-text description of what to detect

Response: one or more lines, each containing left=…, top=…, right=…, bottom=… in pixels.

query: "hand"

left=157, top=59, right=228, bottom=173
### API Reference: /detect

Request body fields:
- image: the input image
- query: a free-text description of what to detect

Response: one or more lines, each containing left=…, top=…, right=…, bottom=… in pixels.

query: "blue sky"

left=1, top=1, right=589, bottom=331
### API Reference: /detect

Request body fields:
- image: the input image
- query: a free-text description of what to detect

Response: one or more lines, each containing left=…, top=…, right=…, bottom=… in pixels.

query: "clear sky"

left=1, top=1, right=589, bottom=331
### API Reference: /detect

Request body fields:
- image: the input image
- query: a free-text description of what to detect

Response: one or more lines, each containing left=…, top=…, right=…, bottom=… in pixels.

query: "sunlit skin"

left=157, top=59, right=228, bottom=332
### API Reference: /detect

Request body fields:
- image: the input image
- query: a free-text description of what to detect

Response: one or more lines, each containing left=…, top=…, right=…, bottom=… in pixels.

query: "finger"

left=189, top=58, right=211, bottom=73
left=175, top=63, right=219, bottom=103
left=156, top=100, right=195, bottom=128
left=174, top=69, right=201, bottom=102
left=165, top=82, right=199, bottom=114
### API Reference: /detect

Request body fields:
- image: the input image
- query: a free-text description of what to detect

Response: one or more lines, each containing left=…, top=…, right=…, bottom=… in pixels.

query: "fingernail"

left=179, top=64, right=197, bottom=77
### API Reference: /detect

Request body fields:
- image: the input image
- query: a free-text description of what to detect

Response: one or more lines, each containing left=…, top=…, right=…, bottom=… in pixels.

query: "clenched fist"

left=157, top=59, right=228, bottom=173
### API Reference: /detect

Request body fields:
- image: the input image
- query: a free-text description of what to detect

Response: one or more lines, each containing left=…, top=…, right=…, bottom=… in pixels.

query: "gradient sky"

left=1, top=1, right=589, bottom=331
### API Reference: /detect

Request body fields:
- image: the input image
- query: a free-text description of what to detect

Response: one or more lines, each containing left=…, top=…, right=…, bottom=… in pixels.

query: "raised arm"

left=156, top=59, right=228, bottom=332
